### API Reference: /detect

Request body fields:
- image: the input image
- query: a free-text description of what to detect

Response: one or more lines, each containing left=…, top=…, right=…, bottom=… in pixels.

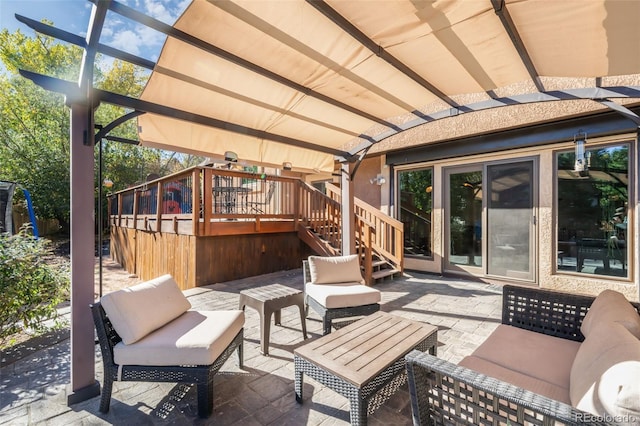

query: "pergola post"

left=66, top=104, right=100, bottom=404
left=340, top=162, right=355, bottom=255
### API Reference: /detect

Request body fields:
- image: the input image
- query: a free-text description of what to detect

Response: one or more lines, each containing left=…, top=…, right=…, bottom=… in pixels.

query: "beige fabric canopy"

left=138, top=0, right=640, bottom=173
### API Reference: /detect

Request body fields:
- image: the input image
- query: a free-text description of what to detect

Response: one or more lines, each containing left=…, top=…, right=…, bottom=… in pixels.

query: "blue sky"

left=1, top=0, right=190, bottom=64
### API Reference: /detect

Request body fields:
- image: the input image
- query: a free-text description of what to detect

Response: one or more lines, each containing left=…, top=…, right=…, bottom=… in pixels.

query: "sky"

left=0, top=0, right=190, bottom=66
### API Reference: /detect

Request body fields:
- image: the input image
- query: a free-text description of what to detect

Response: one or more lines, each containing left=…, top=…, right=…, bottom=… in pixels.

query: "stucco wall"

left=353, top=155, right=383, bottom=208
left=388, top=134, right=639, bottom=301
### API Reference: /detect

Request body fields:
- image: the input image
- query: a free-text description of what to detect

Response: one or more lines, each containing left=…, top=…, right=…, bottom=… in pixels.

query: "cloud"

left=99, top=0, right=189, bottom=60
left=143, top=0, right=175, bottom=23
left=109, top=30, right=143, bottom=56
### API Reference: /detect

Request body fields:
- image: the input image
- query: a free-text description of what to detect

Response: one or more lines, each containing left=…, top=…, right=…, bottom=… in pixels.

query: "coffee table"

left=294, top=311, right=437, bottom=425
left=238, top=284, right=307, bottom=355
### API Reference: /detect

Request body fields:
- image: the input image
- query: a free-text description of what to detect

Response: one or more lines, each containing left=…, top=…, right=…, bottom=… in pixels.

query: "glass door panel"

left=398, top=168, right=433, bottom=257
left=487, top=161, right=534, bottom=280
left=448, top=169, right=483, bottom=267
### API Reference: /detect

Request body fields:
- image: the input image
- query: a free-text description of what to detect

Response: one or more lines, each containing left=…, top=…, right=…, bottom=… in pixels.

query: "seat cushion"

left=581, top=289, right=640, bottom=339
left=470, top=324, right=580, bottom=389
left=307, top=255, right=364, bottom=284
left=459, top=355, right=571, bottom=404
left=114, top=310, right=245, bottom=366
left=306, top=282, right=381, bottom=309
left=101, top=274, right=191, bottom=345
left=570, top=321, right=640, bottom=421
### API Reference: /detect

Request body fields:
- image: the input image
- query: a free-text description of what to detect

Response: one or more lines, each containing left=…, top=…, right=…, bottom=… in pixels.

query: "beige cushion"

left=101, top=274, right=191, bottom=345
left=308, top=255, right=363, bottom=284
left=306, top=282, right=380, bottom=309
left=581, top=289, right=640, bottom=339
left=570, top=322, right=640, bottom=421
left=470, top=324, right=580, bottom=389
left=459, top=355, right=571, bottom=404
left=114, top=310, right=244, bottom=366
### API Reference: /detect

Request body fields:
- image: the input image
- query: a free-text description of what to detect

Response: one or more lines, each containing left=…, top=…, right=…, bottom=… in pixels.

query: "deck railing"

left=108, top=167, right=403, bottom=283
left=108, top=167, right=300, bottom=235
left=326, top=183, right=404, bottom=275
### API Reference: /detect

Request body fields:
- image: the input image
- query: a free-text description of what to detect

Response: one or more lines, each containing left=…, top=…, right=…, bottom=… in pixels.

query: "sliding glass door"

left=486, top=161, right=535, bottom=280
left=446, top=159, right=536, bottom=281
left=447, top=167, right=483, bottom=269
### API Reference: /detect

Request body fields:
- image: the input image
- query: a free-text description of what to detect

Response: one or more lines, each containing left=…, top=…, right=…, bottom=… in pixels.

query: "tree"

left=0, top=28, right=78, bottom=232
left=0, top=27, right=204, bottom=234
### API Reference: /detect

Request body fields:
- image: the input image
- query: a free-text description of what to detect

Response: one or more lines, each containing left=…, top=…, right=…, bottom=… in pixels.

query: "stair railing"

left=298, top=181, right=342, bottom=249
left=325, top=183, right=404, bottom=278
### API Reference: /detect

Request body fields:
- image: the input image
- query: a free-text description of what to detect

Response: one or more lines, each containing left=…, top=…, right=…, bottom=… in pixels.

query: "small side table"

left=239, top=284, right=308, bottom=355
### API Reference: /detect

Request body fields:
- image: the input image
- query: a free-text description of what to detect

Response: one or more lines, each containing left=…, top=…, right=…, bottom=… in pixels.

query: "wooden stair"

left=298, top=182, right=404, bottom=285
left=297, top=226, right=339, bottom=257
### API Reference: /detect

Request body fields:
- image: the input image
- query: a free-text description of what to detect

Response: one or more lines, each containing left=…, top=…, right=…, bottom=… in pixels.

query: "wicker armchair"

left=91, top=302, right=243, bottom=418
left=90, top=275, right=245, bottom=419
left=303, top=256, right=380, bottom=335
left=405, top=285, right=640, bottom=426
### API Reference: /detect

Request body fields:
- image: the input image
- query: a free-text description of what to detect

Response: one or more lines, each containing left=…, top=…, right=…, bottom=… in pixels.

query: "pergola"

left=14, top=0, right=640, bottom=404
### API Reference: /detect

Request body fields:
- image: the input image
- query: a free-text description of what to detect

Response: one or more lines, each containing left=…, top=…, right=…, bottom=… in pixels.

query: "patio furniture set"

left=91, top=255, right=640, bottom=425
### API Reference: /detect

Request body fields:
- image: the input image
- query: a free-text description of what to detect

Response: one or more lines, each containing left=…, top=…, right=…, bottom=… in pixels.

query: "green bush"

left=0, top=227, right=69, bottom=346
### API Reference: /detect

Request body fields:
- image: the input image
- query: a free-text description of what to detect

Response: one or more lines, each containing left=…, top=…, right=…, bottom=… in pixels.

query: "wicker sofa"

left=406, top=285, right=640, bottom=426
left=91, top=274, right=244, bottom=418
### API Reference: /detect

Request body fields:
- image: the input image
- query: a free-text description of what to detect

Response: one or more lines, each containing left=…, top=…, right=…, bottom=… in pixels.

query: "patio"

left=0, top=269, right=502, bottom=425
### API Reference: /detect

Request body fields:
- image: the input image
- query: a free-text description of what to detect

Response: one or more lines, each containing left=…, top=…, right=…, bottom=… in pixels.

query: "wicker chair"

left=303, top=255, right=381, bottom=335
left=91, top=302, right=243, bottom=418
left=90, top=275, right=244, bottom=419
left=405, top=285, right=640, bottom=426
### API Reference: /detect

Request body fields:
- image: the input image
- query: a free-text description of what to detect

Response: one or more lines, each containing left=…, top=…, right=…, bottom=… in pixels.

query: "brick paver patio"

left=0, top=268, right=503, bottom=425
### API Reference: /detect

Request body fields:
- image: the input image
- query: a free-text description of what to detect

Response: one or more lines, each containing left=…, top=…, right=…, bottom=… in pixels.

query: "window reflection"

left=557, top=144, right=629, bottom=277
left=399, top=168, right=433, bottom=257
left=449, top=170, right=483, bottom=266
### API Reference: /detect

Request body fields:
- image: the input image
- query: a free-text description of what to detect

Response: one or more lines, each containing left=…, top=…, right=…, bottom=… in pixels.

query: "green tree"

left=0, top=28, right=204, bottom=234
left=0, top=29, right=78, bottom=232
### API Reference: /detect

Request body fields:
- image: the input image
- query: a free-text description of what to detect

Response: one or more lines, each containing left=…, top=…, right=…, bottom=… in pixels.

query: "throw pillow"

left=581, top=289, right=640, bottom=339
left=308, top=255, right=363, bottom=284
left=570, top=321, right=640, bottom=422
left=101, top=274, right=191, bottom=345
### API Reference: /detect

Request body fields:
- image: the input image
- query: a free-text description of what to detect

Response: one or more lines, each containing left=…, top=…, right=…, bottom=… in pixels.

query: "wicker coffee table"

left=239, top=284, right=307, bottom=355
left=294, top=311, right=437, bottom=425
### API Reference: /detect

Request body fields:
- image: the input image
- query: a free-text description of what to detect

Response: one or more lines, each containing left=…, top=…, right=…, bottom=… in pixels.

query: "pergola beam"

left=347, top=86, right=640, bottom=156
left=491, top=0, right=544, bottom=92
left=19, top=70, right=353, bottom=158
left=15, top=14, right=155, bottom=70
left=95, top=110, right=146, bottom=142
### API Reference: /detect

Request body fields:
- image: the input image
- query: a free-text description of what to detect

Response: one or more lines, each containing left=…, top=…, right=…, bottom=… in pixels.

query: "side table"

left=239, top=284, right=308, bottom=355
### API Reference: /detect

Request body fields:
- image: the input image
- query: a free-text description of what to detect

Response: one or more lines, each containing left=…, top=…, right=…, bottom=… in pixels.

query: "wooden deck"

left=108, top=166, right=404, bottom=290
left=110, top=221, right=314, bottom=290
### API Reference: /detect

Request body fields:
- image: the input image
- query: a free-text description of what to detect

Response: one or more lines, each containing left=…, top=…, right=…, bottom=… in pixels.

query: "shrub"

left=0, top=227, right=69, bottom=346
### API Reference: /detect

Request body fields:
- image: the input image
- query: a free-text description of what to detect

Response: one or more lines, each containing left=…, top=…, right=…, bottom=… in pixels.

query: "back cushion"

left=101, top=274, right=191, bottom=345
left=570, top=322, right=640, bottom=420
left=308, top=255, right=363, bottom=284
left=581, top=289, right=640, bottom=339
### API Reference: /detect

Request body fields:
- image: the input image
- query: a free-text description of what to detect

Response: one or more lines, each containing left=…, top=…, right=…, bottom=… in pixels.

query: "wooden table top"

left=239, top=283, right=301, bottom=302
left=294, top=311, right=437, bottom=387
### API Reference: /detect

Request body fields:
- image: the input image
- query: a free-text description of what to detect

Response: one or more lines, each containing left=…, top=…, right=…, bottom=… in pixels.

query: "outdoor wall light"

left=573, top=130, right=590, bottom=176
left=283, top=162, right=292, bottom=171
left=370, top=174, right=386, bottom=185
left=224, top=151, right=238, bottom=163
